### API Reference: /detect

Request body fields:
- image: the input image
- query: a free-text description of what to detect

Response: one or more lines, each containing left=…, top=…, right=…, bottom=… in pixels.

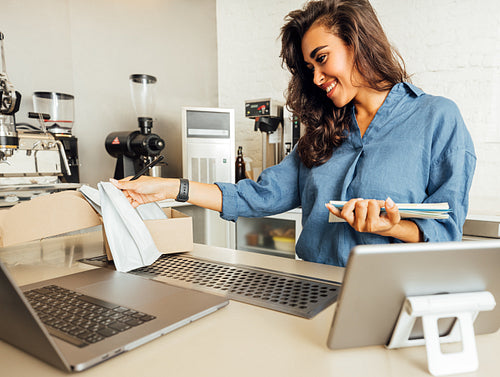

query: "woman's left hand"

left=325, top=197, right=401, bottom=237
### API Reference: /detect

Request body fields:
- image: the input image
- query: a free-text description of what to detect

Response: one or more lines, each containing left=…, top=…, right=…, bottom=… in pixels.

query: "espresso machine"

left=0, top=31, right=80, bottom=205
left=105, top=74, right=165, bottom=180
left=0, top=31, right=22, bottom=161
left=0, top=90, right=79, bottom=186
left=0, top=92, right=78, bottom=183
left=245, top=98, right=284, bottom=170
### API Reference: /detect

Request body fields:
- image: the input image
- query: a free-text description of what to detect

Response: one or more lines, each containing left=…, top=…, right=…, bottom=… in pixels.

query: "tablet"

left=327, top=240, right=500, bottom=349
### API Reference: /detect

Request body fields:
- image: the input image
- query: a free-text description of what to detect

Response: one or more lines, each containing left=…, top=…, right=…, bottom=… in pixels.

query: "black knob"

left=149, top=138, right=164, bottom=151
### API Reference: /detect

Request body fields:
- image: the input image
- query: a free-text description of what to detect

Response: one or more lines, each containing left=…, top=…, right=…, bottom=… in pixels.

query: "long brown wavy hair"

left=280, top=0, right=410, bottom=168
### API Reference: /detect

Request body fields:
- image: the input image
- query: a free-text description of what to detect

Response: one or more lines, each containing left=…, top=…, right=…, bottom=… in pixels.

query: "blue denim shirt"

left=216, top=83, right=476, bottom=267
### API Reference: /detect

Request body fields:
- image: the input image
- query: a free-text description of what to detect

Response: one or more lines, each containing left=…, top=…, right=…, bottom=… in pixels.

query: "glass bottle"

left=235, top=146, right=246, bottom=183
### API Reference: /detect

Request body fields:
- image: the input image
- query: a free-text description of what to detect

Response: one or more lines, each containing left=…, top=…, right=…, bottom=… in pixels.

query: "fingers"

left=129, top=198, right=142, bottom=208
left=325, top=203, right=341, bottom=217
left=365, top=200, right=382, bottom=231
left=384, top=197, right=401, bottom=224
left=341, top=198, right=364, bottom=224
left=333, top=198, right=398, bottom=234
left=347, top=199, right=379, bottom=232
left=353, top=201, right=368, bottom=230
left=110, top=176, right=171, bottom=207
left=109, top=177, right=134, bottom=190
left=110, top=177, right=137, bottom=188
left=109, top=177, right=147, bottom=206
left=110, top=176, right=152, bottom=195
left=109, top=178, right=122, bottom=188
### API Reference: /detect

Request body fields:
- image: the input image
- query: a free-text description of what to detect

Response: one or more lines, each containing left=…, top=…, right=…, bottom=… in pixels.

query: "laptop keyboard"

left=24, top=285, right=156, bottom=348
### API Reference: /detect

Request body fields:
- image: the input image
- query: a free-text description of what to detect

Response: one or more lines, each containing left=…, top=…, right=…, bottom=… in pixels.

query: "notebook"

left=328, top=201, right=451, bottom=222
left=327, top=240, right=500, bottom=350
left=0, top=260, right=228, bottom=372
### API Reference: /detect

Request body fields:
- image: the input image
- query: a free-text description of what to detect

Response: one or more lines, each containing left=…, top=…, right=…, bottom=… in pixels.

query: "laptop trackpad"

left=77, top=273, right=182, bottom=307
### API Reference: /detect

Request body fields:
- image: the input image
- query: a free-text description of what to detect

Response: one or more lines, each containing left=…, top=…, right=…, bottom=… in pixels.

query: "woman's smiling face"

left=301, top=23, right=360, bottom=108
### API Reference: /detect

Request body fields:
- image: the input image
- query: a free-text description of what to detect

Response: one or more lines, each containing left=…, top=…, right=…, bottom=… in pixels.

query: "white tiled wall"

left=217, top=0, right=500, bottom=216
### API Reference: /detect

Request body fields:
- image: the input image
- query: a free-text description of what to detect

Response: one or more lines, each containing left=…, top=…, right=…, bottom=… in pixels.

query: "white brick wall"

left=372, top=0, right=500, bottom=215
left=217, top=0, right=500, bottom=215
left=216, top=0, right=303, bottom=175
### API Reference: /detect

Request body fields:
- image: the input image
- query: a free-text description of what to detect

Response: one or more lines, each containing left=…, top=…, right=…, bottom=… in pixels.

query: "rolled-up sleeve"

left=412, top=99, right=476, bottom=242
left=413, top=149, right=476, bottom=242
left=215, top=150, right=302, bottom=222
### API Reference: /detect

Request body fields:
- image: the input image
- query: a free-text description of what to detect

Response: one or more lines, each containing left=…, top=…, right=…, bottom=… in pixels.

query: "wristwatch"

left=175, top=178, right=189, bottom=202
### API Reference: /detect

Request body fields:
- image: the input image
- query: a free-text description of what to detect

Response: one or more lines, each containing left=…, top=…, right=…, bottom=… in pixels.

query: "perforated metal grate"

left=81, top=254, right=340, bottom=319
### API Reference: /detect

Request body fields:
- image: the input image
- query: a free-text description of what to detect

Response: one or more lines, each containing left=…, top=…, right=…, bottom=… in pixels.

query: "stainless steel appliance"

left=1, top=90, right=78, bottom=186
left=32, top=91, right=80, bottom=183
left=105, top=74, right=165, bottom=179
left=283, top=107, right=302, bottom=155
left=245, top=98, right=284, bottom=170
left=245, top=98, right=302, bottom=169
left=0, top=31, right=21, bottom=160
left=0, top=109, right=79, bottom=204
left=0, top=32, right=79, bottom=205
left=181, top=106, right=235, bottom=249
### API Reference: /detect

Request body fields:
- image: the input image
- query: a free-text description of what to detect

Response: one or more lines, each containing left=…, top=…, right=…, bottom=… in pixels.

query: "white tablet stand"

left=387, top=291, right=496, bottom=376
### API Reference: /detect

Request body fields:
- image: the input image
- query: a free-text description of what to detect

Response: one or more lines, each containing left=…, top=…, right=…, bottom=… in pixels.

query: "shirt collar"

left=347, top=82, right=425, bottom=136
left=347, top=82, right=424, bottom=112
left=402, top=82, right=425, bottom=97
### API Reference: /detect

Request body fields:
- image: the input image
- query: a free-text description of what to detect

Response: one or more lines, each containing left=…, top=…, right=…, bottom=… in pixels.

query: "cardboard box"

left=0, top=189, right=193, bottom=261
left=0, top=191, right=102, bottom=247
left=103, top=207, right=193, bottom=260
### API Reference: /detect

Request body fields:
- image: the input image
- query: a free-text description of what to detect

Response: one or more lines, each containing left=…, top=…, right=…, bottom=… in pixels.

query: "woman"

left=111, top=0, right=476, bottom=267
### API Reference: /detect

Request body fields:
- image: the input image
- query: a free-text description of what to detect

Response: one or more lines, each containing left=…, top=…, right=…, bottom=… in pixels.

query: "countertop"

left=0, top=231, right=498, bottom=377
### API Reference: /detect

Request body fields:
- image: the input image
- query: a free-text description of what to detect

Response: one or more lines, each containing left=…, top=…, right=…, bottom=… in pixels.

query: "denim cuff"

left=215, top=182, right=238, bottom=222
left=411, top=218, right=460, bottom=243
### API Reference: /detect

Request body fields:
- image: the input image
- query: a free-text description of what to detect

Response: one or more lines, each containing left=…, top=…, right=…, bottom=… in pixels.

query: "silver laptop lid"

left=0, top=260, right=70, bottom=371
left=0, top=259, right=229, bottom=372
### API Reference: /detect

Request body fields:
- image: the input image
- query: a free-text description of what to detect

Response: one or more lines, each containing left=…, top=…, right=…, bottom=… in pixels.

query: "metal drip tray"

left=81, top=254, right=340, bottom=319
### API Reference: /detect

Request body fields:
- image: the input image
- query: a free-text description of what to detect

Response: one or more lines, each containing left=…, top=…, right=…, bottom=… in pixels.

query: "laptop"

left=327, top=240, right=500, bottom=350
left=0, top=260, right=228, bottom=372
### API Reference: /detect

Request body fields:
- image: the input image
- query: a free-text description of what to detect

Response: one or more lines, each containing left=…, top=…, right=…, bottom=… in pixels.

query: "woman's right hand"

left=110, top=176, right=177, bottom=208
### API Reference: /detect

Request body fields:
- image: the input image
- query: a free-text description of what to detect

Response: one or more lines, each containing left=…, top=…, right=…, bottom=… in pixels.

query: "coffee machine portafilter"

left=105, top=74, right=165, bottom=180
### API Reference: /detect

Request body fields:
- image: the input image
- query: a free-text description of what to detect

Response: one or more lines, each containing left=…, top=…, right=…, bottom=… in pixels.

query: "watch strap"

left=176, top=178, right=189, bottom=202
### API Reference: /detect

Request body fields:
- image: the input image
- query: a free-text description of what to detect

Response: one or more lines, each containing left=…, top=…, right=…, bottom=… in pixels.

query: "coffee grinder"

left=105, top=74, right=165, bottom=180
left=245, top=98, right=283, bottom=170
left=32, top=91, right=80, bottom=183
